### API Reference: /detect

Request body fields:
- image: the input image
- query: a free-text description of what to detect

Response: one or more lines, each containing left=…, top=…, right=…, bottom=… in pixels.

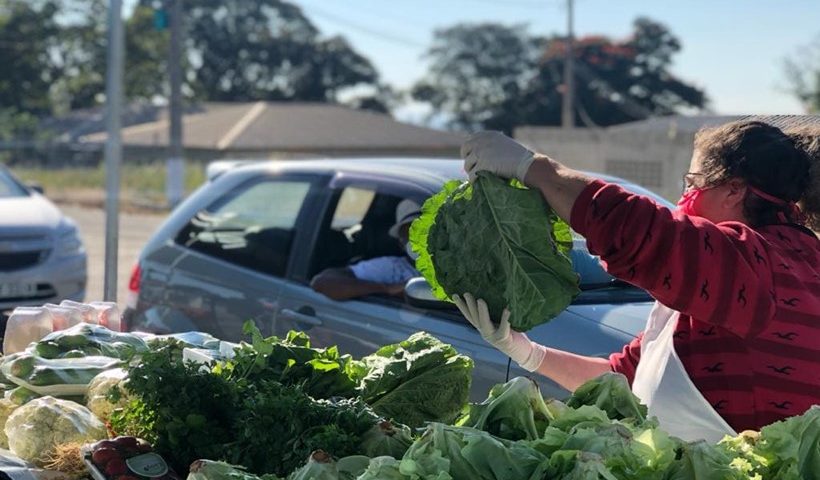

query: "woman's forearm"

left=535, top=347, right=612, bottom=392
left=524, top=155, right=596, bottom=223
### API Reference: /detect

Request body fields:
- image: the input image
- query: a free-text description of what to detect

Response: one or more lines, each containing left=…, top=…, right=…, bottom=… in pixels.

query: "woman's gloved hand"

left=461, top=131, right=535, bottom=182
left=453, top=293, right=546, bottom=372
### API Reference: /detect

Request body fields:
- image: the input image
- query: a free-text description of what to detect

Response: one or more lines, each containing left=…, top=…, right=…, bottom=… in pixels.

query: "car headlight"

left=55, top=225, right=84, bottom=258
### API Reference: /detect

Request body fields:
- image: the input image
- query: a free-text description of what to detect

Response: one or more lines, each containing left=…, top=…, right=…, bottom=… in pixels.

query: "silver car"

left=0, top=166, right=87, bottom=324
left=125, top=158, right=672, bottom=400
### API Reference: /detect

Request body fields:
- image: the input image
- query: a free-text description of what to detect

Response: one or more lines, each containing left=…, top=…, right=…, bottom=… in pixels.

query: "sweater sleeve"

left=569, top=180, right=775, bottom=339
left=609, top=334, right=643, bottom=385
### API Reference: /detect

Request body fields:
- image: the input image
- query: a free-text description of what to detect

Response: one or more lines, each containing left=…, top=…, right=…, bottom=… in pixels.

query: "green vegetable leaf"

left=567, top=373, right=648, bottom=423
left=410, top=173, right=580, bottom=332
left=458, top=376, right=553, bottom=441
left=360, top=332, right=473, bottom=428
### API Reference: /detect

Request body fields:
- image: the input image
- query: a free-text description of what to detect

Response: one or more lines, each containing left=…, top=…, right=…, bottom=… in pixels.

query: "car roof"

left=219, top=157, right=670, bottom=203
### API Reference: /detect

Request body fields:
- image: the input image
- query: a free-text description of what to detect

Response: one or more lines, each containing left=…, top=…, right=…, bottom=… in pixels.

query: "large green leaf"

left=360, top=332, right=473, bottom=428
left=410, top=173, right=579, bottom=331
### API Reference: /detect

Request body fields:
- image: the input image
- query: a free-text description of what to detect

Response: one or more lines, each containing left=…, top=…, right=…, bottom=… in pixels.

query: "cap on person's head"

left=389, top=199, right=422, bottom=238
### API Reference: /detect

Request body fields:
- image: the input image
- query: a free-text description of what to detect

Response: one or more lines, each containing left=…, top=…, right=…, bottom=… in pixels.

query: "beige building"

left=515, top=114, right=817, bottom=201
left=514, top=115, right=743, bottom=201
left=81, top=101, right=466, bottom=161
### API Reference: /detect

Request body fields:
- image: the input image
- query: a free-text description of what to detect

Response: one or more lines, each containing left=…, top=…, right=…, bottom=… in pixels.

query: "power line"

left=297, top=3, right=427, bottom=49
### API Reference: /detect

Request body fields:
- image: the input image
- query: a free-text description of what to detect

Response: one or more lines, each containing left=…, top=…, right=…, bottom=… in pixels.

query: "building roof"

left=604, top=114, right=820, bottom=134
left=80, top=102, right=465, bottom=154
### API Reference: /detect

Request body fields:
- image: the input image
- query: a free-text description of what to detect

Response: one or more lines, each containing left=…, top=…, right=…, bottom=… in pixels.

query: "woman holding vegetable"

left=453, top=119, right=820, bottom=443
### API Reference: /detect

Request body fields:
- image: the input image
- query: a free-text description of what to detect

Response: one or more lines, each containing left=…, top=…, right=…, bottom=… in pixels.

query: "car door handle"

left=279, top=307, right=322, bottom=327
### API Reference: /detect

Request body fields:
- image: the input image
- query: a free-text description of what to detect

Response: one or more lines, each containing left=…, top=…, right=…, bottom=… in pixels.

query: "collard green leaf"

left=567, top=373, right=648, bottom=424
left=410, top=173, right=579, bottom=332
left=360, top=332, right=473, bottom=428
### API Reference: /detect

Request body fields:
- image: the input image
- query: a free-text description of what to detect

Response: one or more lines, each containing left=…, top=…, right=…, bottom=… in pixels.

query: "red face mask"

left=676, top=188, right=705, bottom=217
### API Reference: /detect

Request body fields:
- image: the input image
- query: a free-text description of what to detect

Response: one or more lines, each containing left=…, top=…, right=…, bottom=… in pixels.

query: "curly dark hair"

left=693, top=120, right=816, bottom=229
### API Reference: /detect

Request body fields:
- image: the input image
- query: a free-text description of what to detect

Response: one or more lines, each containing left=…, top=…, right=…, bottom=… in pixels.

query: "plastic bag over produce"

left=4, top=396, right=106, bottom=466
left=85, top=368, right=130, bottom=422
left=410, top=173, right=580, bottom=332
left=34, top=322, right=148, bottom=360
left=0, top=352, right=122, bottom=397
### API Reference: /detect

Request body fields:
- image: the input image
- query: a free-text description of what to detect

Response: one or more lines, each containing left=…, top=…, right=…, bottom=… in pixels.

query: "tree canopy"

left=413, top=18, right=707, bottom=133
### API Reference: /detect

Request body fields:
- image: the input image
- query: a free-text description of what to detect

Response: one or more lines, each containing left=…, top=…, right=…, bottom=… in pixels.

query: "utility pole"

left=166, top=0, right=184, bottom=208
left=561, top=0, right=575, bottom=129
left=103, top=0, right=124, bottom=301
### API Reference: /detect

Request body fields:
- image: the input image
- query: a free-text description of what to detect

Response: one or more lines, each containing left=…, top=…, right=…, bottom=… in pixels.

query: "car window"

left=331, top=187, right=375, bottom=230
left=0, top=169, right=30, bottom=198
left=174, top=178, right=314, bottom=277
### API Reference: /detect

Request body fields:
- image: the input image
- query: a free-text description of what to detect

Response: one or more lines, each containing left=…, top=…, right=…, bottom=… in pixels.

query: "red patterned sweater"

left=569, top=180, right=820, bottom=432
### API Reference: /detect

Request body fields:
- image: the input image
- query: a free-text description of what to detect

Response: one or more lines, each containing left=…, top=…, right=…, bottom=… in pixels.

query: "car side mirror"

left=404, top=277, right=453, bottom=310
left=27, top=182, right=44, bottom=194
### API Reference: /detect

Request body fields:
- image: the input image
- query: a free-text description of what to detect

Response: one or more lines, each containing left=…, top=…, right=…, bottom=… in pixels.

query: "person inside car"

left=454, top=119, right=820, bottom=443
left=311, top=199, right=422, bottom=301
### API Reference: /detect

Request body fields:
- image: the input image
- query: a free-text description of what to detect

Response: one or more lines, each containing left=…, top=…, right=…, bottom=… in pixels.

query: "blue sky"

left=293, top=0, right=819, bottom=120
left=126, top=0, right=820, bottom=121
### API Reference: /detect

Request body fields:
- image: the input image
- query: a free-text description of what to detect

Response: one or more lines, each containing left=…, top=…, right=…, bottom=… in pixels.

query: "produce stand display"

left=0, top=302, right=817, bottom=480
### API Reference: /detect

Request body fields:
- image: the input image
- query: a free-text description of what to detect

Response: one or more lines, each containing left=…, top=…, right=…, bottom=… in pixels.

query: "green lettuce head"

left=410, top=173, right=578, bottom=332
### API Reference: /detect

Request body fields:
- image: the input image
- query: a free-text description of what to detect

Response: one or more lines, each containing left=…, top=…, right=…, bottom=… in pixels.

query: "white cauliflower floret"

left=86, top=368, right=130, bottom=423
left=5, top=396, right=107, bottom=466
left=0, top=398, right=19, bottom=448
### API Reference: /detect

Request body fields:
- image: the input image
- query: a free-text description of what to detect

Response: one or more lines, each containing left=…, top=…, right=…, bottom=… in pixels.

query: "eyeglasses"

left=681, top=172, right=707, bottom=193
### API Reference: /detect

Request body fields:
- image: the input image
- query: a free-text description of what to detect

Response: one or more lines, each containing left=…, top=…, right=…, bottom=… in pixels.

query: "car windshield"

left=0, top=168, right=31, bottom=198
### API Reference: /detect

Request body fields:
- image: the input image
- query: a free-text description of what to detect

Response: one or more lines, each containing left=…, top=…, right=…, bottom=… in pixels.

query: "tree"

left=783, top=35, right=820, bottom=113
left=0, top=1, right=61, bottom=115
left=166, top=0, right=382, bottom=104
left=412, top=18, right=707, bottom=133
left=412, top=23, right=541, bottom=132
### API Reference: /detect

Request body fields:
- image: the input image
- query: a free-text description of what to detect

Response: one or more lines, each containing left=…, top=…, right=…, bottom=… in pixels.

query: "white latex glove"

left=461, top=131, right=536, bottom=182
left=453, top=293, right=546, bottom=372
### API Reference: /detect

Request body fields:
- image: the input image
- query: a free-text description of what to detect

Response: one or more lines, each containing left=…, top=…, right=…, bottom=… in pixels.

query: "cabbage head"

left=410, top=173, right=578, bottom=332
left=458, top=376, right=552, bottom=441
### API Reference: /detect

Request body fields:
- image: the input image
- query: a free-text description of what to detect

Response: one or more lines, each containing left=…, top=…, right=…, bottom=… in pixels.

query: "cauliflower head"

left=86, top=368, right=130, bottom=422
left=5, top=396, right=107, bottom=465
left=0, top=397, right=19, bottom=448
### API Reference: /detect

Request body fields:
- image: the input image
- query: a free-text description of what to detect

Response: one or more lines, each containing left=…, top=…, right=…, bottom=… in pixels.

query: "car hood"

left=566, top=301, right=654, bottom=337
left=0, top=194, right=63, bottom=232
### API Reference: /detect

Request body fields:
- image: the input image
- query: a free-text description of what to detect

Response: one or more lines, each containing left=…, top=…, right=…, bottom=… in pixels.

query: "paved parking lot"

left=61, top=205, right=166, bottom=306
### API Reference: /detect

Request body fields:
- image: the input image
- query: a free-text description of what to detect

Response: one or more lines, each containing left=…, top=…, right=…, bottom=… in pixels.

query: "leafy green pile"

left=216, top=322, right=365, bottom=399
left=110, top=343, right=382, bottom=477
left=457, top=376, right=553, bottom=441
left=719, top=405, right=820, bottom=479
left=410, top=172, right=579, bottom=332
left=359, top=332, right=473, bottom=428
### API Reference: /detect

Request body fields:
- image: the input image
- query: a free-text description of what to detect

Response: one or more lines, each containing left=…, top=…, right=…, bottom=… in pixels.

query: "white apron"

left=631, top=302, right=738, bottom=443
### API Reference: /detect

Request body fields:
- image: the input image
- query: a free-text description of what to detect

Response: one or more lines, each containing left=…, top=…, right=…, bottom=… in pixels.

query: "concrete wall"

left=514, top=126, right=697, bottom=201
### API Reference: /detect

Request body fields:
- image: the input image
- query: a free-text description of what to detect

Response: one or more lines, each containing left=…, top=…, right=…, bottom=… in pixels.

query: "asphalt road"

left=61, top=205, right=166, bottom=306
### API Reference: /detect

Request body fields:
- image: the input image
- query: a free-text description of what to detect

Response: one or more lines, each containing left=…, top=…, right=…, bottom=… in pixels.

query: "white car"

left=0, top=165, right=87, bottom=329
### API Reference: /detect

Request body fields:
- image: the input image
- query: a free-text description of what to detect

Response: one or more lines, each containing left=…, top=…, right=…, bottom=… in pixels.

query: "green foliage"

left=458, top=376, right=553, bottom=441
left=227, top=382, right=378, bottom=476
left=359, top=332, right=473, bottom=429
left=109, top=344, right=240, bottom=474
left=0, top=1, right=61, bottom=115
left=567, top=373, right=648, bottom=424
left=217, top=321, right=363, bottom=399
left=413, top=18, right=706, bottom=133
left=410, top=173, right=579, bottom=332
left=719, top=405, right=820, bottom=480
left=111, top=328, right=383, bottom=477
left=399, top=423, right=548, bottom=480
left=163, top=0, right=382, bottom=105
